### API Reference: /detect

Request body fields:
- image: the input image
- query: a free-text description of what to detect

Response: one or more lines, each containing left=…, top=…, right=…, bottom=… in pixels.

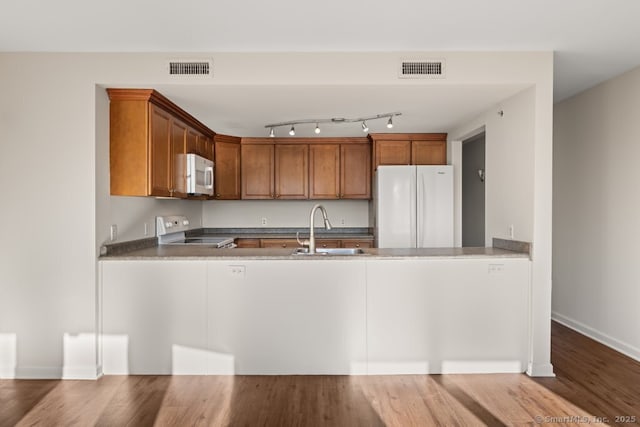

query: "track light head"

left=314, top=123, right=321, bottom=134
left=361, top=121, right=369, bottom=132
left=289, top=126, right=295, bottom=136
left=269, top=127, right=275, bottom=137
left=386, top=116, right=393, bottom=129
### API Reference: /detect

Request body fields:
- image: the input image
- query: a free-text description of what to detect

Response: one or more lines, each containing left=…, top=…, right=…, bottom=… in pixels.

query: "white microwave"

left=185, top=153, right=214, bottom=196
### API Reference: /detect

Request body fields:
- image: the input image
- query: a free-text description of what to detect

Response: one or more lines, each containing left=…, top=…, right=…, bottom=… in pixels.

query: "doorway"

left=462, top=132, right=485, bottom=247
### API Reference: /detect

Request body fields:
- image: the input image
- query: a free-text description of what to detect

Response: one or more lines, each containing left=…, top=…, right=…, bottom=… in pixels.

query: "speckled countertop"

left=100, top=246, right=529, bottom=260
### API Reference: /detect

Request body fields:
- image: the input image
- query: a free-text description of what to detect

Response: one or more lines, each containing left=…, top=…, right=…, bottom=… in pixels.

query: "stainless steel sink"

left=292, top=247, right=366, bottom=256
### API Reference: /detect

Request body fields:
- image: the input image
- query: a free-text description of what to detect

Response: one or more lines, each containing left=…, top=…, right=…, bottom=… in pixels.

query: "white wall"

left=203, top=200, right=368, bottom=228
left=450, top=87, right=535, bottom=246
left=449, top=77, right=555, bottom=377
left=553, top=65, right=640, bottom=361
left=0, top=51, right=553, bottom=378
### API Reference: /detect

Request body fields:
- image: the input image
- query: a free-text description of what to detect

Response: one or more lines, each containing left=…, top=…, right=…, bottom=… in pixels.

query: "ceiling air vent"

left=167, top=60, right=213, bottom=78
left=399, top=59, right=445, bottom=79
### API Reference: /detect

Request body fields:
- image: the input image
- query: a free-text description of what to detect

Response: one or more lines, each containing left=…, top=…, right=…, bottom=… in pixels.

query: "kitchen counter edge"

left=99, top=246, right=529, bottom=260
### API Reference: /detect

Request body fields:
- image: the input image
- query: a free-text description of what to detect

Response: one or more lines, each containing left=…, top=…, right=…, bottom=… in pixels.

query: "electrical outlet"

left=261, top=217, right=268, bottom=226
left=508, top=225, right=514, bottom=239
left=228, top=265, right=246, bottom=278
left=144, top=222, right=149, bottom=236
left=340, top=218, right=346, bottom=226
left=110, top=224, right=118, bottom=242
left=488, top=264, right=505, bottom=275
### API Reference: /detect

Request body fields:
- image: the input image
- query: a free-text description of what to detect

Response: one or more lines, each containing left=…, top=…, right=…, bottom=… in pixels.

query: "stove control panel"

left=156, top=215, right=191, bottom=237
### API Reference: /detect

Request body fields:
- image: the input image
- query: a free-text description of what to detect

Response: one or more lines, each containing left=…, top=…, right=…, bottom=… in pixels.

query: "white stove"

left=156, top=216, right=236, bottom=248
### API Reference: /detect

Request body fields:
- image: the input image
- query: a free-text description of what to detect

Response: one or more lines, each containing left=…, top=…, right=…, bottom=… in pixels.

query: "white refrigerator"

left=374, top=165, right=454, bottom=248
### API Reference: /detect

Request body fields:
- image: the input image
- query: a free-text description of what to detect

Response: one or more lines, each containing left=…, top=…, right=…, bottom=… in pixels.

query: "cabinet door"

left=374, top=140, right=411, bottom=169
left=171, top=119, right=188, bottom=198
left=242, top=144, right=275, bottom=199
left=260, top=239, right=300, bottom=249
left=275, top=144, right=308, bottom=199
left=214, top=138, right=241, bottom=199
left=235, top=238, right=261, bottom=248
left=412, top=140, right=446, bottom=165
left=186, top=128, right=198, bottom=155
left=341, top=143, right=371, bottom=199
left=315, top=239, right=341, bottom=249
left=341, top=239, right=373, bottom=249
left=149, top=105, right=172, bottom=197
left=203, top=136, right=214, bottom=161
left=309, top=144, right=340, bottom=199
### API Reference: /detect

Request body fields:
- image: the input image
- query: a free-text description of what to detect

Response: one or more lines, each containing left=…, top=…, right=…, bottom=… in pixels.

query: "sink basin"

left=292, top=247, right=366, bottom=256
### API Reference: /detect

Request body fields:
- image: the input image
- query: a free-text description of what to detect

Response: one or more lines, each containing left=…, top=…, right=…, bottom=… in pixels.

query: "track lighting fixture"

left=265, top=112, right=401, bottom=137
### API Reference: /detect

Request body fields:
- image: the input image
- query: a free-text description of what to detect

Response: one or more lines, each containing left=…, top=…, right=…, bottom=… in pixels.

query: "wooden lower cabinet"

left=260, top=239, right=301, bottom=249
left=341, top=239, right=373, bottom=249
left=235, top=238, right=261, bottom=248
left=315, top=239, right=341, bottom=249
left=258, top=237, right=374, bottom=248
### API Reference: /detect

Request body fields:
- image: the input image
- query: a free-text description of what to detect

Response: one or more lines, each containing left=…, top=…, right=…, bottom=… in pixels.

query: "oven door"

left=186, top=154, right=214, bottom=196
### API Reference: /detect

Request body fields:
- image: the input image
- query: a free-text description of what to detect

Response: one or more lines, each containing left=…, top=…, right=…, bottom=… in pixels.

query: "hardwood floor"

left=1, top=321, right=639, bottom=426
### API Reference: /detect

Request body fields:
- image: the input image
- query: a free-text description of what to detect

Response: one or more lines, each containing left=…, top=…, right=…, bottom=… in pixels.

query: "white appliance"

left=374, top=165, right=453, bottom=248
left=156, top=215, right=236, bottom=248
left=185, top=154, right=214, bottom=196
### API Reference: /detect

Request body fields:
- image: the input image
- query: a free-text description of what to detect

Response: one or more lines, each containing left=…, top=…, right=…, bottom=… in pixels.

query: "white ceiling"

left=4, top=0, right=640, bottom=135
left=155, top=84, right=527, bottom=137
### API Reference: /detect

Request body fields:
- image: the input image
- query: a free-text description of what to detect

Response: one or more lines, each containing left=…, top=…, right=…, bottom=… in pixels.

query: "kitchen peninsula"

left=99, top=242, right=530, bottom=376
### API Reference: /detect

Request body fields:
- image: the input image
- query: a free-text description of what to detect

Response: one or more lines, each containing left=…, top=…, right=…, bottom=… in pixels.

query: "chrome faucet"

left=296, top=204, right=332, bottom=253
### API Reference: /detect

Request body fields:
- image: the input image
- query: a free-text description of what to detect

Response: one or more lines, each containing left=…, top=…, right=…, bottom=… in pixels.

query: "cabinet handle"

left=355, top=244, right=360, bottom=248
left=216, top=193, right=221, bottom=198
left=281, top=243, right=287, bottom=248
left=322, top=244, right=327, bottom=248
left=276, top=194, right=280, bottom=199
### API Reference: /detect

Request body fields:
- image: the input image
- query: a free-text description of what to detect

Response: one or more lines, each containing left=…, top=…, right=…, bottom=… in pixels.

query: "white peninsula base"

left=101, top=257, right=529, bottom=375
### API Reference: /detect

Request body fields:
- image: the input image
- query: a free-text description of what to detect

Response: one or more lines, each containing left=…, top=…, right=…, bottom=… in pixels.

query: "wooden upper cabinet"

left=412, top=140, right=446, bottom=165
left=108, top=88, right=215, bottom=198
left=170, top=119, right=188, bottom=198
left=374, top=140, right=411, bottom=167
left=241, top=143, right=275, bottom=199
left=308, top=140, right=371, bottom=200
left=186, top=128, right=198, bottom=156
left=309, top=144, right=340, bottom=199
left=148, top=104, right=173, bottom=197
left=275, top=144, right=309, bottom=199
left=341, top=143, right=371, bottom=199
left=370, top=133, right=447, bottom=170
left=213, top=135, right=241, bottom=199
